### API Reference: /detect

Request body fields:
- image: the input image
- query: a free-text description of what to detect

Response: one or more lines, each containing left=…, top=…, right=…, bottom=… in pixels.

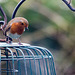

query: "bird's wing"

left=4, top=23, right=11, bottom=33
left=4, top=19, right=15, bottom=36
left=4, top=18, right=17, bottom=32
left=4, top=17, right=26, bottom=36
left=4, top=24, right=11, bottom=36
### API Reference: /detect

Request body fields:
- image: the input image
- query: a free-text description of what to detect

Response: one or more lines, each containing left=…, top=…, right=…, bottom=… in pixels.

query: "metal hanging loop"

left=62, top=0, right=75, bottom=12
left=12, top=0, right=26, bottom=19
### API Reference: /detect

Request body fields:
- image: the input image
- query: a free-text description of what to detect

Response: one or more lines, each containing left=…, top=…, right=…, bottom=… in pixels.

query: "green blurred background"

left=0, top=0, right=75, bottom=75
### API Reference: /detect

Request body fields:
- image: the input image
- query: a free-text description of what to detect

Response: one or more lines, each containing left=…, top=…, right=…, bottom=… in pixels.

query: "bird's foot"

left=6, top=40, right=12, bottom=44
left=18, top=38, right=23, bottom=45
left=6, top=36, right=12, bottom=44
left=18, top=42, right=23, bottom=45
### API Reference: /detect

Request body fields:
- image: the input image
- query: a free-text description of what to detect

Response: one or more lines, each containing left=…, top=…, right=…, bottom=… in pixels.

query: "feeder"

left=0, top=43, right=56, bottom=75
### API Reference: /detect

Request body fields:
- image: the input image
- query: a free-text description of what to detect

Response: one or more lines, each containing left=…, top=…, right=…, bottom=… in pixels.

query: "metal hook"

left=62, top=0, right=75, bottom=12
left=12, top=0, right=26, bottom=19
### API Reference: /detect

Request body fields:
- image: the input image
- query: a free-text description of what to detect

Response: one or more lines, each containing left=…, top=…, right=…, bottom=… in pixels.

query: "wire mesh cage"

left=0, top=43, right=56, bottom=75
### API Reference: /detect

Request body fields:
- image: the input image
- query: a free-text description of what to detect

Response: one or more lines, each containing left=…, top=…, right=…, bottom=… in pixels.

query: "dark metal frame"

left=12, top=0, right=26, bottom=19
left=62, top=0, right=75, bottom=12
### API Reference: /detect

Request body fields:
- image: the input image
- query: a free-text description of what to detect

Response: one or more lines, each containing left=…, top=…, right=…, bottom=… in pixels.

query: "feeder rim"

left=0, top=43, right=30, bottom=47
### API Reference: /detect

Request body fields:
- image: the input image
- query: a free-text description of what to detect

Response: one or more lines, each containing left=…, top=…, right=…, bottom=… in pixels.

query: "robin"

left=3, top=17, right=29, bottom=44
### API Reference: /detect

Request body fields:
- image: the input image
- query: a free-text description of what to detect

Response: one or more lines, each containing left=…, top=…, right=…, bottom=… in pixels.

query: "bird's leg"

left=6, top=36, right=12, bottom=44
left=18, top=38, right=22, bottom=45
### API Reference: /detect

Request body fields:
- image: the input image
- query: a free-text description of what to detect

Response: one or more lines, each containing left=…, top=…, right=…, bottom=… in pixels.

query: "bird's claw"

left=6, top=36, right=12, bottom=44
left=6, top=40, right=12, bottom=44
left=18, top=42, right=23, bottom=45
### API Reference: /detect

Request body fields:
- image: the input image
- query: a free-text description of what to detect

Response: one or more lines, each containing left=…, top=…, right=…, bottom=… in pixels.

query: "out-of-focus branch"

left=0, top=6, right=7, bottom=30
left=0, top=16, right=2, bottom=19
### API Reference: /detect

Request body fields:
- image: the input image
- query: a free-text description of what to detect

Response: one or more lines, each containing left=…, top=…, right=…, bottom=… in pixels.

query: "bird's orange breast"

left=10, top=22, right=25, bottom=35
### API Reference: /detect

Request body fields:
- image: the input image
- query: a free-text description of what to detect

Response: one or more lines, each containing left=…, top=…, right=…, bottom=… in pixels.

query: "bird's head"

left=8, top=17, right=29, bottom=30
left=20, top=17, right=29, bottom=30
left=5, top=17, right=29, bottom=35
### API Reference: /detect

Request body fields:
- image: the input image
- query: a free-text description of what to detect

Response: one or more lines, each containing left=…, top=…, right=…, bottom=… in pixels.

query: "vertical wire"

left=15, top=49, right=21, bottom=75
left=29, top=48, right=42, bottom=75
left=20, top=47, right=37, bottom=75
left=5, top=49, right=9, bottom=75
left=28, top=47, right=46, bottom=75
left=6, top=48, right=15, bottom=75
left=25, top=50, right=32, bottom=75
left=42, top=47, right=56, bottom=75
left=0, top=49, right=1, bottom=75
left=32, top=46, right=56, bottom=75
left=32, top=46, right=50, bottom=75
left=14, top=48, right=27, bottom=75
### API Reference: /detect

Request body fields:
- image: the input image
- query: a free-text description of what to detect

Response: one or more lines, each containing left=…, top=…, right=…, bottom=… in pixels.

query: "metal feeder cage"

left=0, top=43, right=56, bottom=75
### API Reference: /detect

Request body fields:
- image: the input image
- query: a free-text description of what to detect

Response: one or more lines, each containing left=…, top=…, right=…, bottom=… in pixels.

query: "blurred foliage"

left=0, top=0, right=75, bottom=75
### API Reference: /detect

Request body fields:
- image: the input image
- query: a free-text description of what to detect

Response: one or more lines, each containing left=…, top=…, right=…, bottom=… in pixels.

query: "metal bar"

left=31, top=46, right=56, bottom=75
left=39, top=47, right=54, bottom=75
left=1, top=68, right=18, bottom=73
left=0, top=49, right=1, bottom=75
left=12, top=0, right=26, bottom=19
left=6, top=48, right=15, bottom=75
left=15, top=49, right=21, bottom=75
left=8, top=60, right=12, bottom=75
left=20, top=47, right=37, bottom=75
left=32, top=46, right=50, bottom=75
left=1, top=55, right=51, bottom=60
left=5, top=49, right=9, bottom=75
left=62, top=0, right=75, bottom=12
left=27, top=47, right=46, bottom=75
left=14, top=48, right=27, bottom=75
left=32, top=48, right=43, bottom=75
left=42, top=47, right=56, bottom=75
left=28, top=48, right=42, bottom=75
left=22, top=48, right=37, bottom=75
left=26, top=50, right=32, bottom=75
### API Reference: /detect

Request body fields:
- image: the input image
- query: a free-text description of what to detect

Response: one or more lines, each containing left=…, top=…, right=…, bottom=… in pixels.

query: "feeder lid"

left=0, top=42, right=30, bottom=47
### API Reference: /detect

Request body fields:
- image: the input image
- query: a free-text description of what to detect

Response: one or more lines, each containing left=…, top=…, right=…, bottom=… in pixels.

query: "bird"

left=3, top=17, right=29, bottom=44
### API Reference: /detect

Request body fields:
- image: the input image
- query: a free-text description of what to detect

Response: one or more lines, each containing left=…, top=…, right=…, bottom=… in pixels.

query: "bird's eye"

left=21, top=23, right=24, bottom=25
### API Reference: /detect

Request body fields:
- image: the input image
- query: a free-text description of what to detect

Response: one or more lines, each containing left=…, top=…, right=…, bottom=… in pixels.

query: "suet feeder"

left=0, top=43, right=56, bottom=75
